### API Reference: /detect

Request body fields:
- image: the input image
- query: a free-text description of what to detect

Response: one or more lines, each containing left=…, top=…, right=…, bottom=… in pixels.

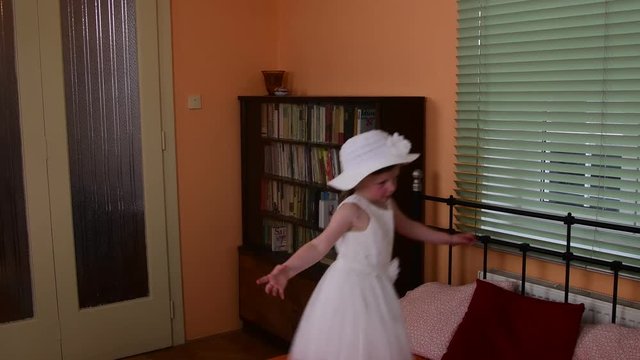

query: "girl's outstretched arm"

left=256, top=202, right=359, bottom=299
left=390, top=199, right=476, bottom=245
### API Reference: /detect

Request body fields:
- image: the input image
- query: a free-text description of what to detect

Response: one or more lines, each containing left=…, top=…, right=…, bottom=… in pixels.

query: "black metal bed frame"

left=410, top=171, right=640, bottom=324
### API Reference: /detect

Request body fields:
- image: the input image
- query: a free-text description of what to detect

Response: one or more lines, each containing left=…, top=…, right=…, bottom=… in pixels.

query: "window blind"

left=455, top=0, right=640, bottom=268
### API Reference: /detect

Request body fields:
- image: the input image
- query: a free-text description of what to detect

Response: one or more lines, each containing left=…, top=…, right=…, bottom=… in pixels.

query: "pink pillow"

left=573, top=323, right=640, bottom=360
left=400, top=280, right=517, bottom=360
left=442, top=279, right=585, bottom=360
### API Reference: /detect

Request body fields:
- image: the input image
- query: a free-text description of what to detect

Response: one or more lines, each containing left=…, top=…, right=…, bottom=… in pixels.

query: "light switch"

left=187, top=95, right=202, bottom=109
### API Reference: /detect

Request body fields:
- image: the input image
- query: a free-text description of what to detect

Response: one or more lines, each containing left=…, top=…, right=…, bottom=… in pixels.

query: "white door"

left=1, top=0, right=173, bottom=359
left=0, top=1, right=62, bottom=357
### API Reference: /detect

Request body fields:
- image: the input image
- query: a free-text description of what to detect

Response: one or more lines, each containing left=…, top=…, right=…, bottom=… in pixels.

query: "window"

left=455, top=0, right=640, bottom=267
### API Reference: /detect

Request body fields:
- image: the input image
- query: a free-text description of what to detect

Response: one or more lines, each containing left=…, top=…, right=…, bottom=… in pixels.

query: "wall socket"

left=187, top=95, right=202, bottom=109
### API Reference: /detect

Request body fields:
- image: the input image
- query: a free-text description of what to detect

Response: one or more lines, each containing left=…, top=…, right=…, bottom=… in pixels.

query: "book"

left=356, top=107, right=377, bottom=134
left=318, top=192, right=339, bottom=229
left=260, top=103, right=268, bottom=136
left=271, top=224, right=292, bottom=252
left=343, top=105, right=355, bottom=142
left=325, top=105, right=333, bottom=143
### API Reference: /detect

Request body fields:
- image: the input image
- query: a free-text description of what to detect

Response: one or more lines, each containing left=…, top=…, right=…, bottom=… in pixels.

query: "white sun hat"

left=327, top=130, right=420, bottom=191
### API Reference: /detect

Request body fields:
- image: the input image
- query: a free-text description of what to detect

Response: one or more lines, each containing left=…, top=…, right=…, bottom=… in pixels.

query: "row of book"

left=260, top=103, right=377, bottom=144
left=264, top=143, right=340, bottom=184
left=263, top=219, right=321, bottom=253
left=260, top=180, right=342, bottom=226
left=261, top=179, right=315, bottom=221
left=264, top=143, right=310, bottom=181
left=310, top=148, right=339, bottom=185
left=262, top=188, right=339, bottom=263
left=263, top=219, right=336, bottom=264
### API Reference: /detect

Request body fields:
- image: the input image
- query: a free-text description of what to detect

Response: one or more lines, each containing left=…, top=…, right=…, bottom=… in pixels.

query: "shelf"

left=262, top=174, right=335, bottom=190
left=262, top=136, right=342, bottom=148
left=239, top=95, right=426, bottom=341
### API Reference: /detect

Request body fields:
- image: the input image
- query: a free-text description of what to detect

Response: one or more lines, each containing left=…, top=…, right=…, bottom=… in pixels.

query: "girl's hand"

left=256, top=264, right=290, bottom=300
left=450, top=232, right=477, bottom=245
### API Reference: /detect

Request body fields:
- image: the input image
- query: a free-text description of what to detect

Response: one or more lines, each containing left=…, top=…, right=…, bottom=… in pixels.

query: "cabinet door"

left=239, top=253, right=300, bottom=341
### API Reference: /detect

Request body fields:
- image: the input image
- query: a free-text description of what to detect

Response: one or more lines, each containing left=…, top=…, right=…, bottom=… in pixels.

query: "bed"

left=269, top=191, right=640, bottom=360
left=270, top=274, right=640, bottom=360
left=401, top=278, right=640, bottom=360
left=400, top=190, right=640, bottom=360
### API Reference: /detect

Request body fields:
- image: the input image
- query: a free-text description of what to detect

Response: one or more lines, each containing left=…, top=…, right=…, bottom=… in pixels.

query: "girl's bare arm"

left=391, top=199, right=476, bottom=245
left=256, top=202, right=360, bottom=298
left=281, top=203, right=357, bottom=277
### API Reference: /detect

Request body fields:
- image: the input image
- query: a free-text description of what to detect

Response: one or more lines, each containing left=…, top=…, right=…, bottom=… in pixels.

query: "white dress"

left=289, top=194, right=412, bottom=360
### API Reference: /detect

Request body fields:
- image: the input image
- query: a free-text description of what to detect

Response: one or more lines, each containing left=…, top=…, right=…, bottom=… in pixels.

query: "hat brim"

left=327, top=153, right=420, bottom=191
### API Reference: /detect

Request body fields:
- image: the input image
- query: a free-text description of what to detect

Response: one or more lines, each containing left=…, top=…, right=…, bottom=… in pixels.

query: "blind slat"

left=455, top=165, right=640, bottom=191
left=456, top=0, right=640, bottom=268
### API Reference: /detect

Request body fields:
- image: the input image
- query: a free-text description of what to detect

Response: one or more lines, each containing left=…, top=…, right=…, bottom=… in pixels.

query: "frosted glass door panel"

left=0, top=0, right=33, bottom=324
left=60, top=0, right=148, bottom=308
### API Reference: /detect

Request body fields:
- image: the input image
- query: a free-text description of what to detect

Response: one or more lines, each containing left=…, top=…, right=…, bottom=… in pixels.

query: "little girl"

left=257, top=130, right=476, bottom=360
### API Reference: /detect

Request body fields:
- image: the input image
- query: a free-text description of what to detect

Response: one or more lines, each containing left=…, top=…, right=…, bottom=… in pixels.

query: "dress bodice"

left=334, top=194, right=395, bottom=268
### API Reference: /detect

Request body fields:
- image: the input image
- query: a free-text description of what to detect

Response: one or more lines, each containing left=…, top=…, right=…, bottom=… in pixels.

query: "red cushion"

left=442, top=279, right=585, bottom=360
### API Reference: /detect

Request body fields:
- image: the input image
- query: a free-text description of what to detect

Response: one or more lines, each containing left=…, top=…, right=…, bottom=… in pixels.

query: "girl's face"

left=356, top=166, right=400, bottom=206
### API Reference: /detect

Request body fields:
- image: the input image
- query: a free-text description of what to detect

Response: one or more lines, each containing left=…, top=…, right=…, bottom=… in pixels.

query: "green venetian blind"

left=455, top=0, right=640, bottom=267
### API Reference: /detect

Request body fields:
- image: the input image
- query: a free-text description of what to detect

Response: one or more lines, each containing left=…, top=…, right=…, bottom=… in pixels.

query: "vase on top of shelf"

left=261, top=70, right=287, bottom=96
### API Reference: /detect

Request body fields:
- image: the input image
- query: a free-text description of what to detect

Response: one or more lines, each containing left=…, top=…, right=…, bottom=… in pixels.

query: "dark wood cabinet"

left=238, top=96, right=425, bottom=341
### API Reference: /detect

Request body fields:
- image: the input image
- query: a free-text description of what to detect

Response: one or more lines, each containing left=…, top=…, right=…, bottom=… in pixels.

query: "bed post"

left=479, top=235, right=489, bottom=279
left=411, top=169, right=423, bottom=221
left=519, top=243, right=530, bottom=295
left=447, top=195, right=455, bottom=285
left=611, top=260, right=622, bottom=324
left=563, top=212, right=575, bottom=303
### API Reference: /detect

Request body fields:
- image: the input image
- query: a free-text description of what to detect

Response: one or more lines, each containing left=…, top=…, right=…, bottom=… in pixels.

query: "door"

left=0, top=2, right=62, bottom=358
left=1, top=0, right=173, bottom=359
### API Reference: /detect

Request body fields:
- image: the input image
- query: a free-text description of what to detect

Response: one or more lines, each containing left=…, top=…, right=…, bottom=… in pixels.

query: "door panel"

left=0, top=0, right=32, bottom=324
left=59, top=0, right=150, bottom=309
left=0, top=0, right=61, bottom=358
left=39, top=1, right=172, bottom=359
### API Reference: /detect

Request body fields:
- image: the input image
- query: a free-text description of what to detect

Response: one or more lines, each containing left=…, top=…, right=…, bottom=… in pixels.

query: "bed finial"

left=412, top=169, right=423, bottom=192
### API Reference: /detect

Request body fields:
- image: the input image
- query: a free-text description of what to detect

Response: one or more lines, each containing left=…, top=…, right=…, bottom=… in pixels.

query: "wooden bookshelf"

left=238, top=96, right=425, bottom=341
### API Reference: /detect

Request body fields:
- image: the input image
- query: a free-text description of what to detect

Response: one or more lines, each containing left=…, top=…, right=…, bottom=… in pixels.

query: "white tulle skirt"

left=289, top=259, right=412, bottom=360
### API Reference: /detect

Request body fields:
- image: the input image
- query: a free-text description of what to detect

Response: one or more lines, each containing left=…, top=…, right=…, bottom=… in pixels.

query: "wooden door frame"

left=157, top=0, right=185, bottom=346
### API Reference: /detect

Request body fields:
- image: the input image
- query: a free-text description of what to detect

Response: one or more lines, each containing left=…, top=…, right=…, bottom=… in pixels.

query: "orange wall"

left=171, top=0, right=637, bottom=340
left=172, top=0, right=461, bottom=340
left=171, top=0, right=278, bottom=339
left=277, top=0, right=459, bottom=202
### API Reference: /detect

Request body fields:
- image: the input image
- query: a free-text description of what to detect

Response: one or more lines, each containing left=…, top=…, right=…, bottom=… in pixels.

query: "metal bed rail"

left=411, top=171, right=640, bottom=324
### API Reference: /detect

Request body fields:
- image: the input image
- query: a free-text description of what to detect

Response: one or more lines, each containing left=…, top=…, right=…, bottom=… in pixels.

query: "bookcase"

left=238, top=96, right=425, bottom=341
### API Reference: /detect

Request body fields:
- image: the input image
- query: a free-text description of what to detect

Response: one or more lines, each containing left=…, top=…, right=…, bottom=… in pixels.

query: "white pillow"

left=400, top=280, right=518, bottom=360
left=572, top=323, right=640, bottom=360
